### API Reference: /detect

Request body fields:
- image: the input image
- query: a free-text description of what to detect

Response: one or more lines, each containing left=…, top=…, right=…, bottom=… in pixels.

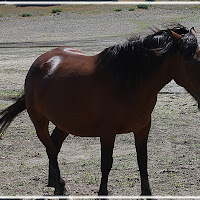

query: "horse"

left=0, top=23, right=200, bottom=197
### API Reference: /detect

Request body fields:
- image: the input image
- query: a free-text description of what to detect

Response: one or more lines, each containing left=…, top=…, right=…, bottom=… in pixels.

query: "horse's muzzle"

left=198, top=101, right=200, bottom=110
left=197, top=96, right=200, bottom=110
left=196, top=93, right=200, bottom=110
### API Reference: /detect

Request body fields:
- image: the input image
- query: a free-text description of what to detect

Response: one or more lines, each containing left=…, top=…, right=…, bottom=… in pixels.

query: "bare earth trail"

left=0, top=4, right=200, bottom=197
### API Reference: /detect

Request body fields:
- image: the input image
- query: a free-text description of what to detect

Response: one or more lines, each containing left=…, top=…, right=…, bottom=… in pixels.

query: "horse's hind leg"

left=98, top=134, right=116, bottom=196
left=48, top=127, right=68, bottom=189
left=134, top=120, right=152, bottom=196
left=32, top=116, right=67, bottom=195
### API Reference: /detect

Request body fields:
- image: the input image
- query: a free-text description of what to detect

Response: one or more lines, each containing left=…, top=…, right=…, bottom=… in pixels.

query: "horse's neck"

left=143, top=56, right=176, bottom=98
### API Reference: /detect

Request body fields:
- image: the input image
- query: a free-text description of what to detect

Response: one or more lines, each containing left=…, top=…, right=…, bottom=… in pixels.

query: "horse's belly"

left=50, top=113, right=101, bottom=137
left=43, top=93, right=152, bottom=137
left=43, top=95, right=103, bottom=137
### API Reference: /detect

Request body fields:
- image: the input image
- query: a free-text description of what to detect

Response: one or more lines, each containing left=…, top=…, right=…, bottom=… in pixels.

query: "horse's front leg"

left=98, top=133, right=116, bottom=196
left=134, top=120, right=152, bottom=196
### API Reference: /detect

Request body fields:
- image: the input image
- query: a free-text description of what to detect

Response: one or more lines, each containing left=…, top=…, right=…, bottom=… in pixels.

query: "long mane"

left=96, top=23, right=197, bottom=89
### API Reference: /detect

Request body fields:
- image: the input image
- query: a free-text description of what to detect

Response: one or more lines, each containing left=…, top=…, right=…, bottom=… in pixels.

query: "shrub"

left=137, top=4, right=149, bottom=9
left=128, top=7, right=135, bottom=11
left=21, top=13, right=32, bottom=17
left=114, top=8, right=122, bottom=12
left=51, top=8, right=63, bottom=14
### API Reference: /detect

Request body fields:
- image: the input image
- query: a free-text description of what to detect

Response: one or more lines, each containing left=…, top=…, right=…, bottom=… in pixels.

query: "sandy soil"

left=0, top=4, right=200, bottom=198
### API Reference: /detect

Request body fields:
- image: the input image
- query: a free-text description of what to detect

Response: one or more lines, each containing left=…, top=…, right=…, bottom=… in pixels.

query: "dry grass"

left=0, top=5, right=102, bottom=18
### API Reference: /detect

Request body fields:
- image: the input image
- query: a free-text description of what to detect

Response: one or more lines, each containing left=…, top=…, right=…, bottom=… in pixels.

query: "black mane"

left=96, top=24, right=198, bottom=89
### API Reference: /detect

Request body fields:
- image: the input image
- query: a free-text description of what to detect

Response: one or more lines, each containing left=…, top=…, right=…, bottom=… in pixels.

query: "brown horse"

left=1, top=24, right=200, bottom=197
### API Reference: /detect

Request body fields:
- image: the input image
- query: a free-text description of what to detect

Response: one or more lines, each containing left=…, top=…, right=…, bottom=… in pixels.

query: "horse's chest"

left=112, top=98, right=156, bottom=133
left=116, top=111, right=150, bottom=134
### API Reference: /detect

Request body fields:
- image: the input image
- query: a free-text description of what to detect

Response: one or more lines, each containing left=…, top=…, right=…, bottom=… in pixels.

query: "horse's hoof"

left=60, top=177, right=66, bottom=186
left=98, top=190, right=108, bottom=196
left=97, top=191, right=109, bottom=200
left=54, top=187, right=69, bottom=196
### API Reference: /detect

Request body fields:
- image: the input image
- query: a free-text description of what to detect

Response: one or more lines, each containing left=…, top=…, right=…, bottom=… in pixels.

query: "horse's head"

left=171, top=27, right=200, bottom=108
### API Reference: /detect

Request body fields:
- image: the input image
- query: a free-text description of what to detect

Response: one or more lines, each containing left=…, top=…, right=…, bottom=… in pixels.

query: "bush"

left=51, top=8, right=62, bottom=14
left=128, top=7, right=135, bottom=11
left=137, top=4, right=149, bottom=9
left=114, top=8, right=122, bottom=12
left=21, top=13, right=32, bottom=17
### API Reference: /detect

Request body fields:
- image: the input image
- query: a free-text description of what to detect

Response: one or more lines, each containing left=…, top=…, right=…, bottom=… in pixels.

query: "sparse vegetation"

left=85, top=173, right=99, bottom=185
left=51, top=8, right=62, bottom=14
left=128, top=7, right=135, bottom=11
left=0, top=90, right=23, bottom=100
left=137, top=4, right=149, bottom=9
left=21, top=13, right=32, bottom=17
left=114, top=8, right=123, bottom=12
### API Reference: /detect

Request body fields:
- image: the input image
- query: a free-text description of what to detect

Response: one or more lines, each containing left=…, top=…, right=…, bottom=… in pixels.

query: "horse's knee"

left=54, top=185, right=69, bottom=196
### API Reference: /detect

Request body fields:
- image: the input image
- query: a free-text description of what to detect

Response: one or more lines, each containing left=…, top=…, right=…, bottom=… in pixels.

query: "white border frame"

left=0, top=2, right=200, bottom=199
left=1, top=196, right=200, bottom=199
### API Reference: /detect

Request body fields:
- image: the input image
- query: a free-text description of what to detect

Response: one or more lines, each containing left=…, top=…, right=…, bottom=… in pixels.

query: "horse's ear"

left=168, top=29, right=183, bottom=46
left=190, top=27, right=197, bottom=39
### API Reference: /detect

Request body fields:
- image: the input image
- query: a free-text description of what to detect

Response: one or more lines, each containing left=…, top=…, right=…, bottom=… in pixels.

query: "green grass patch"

left=171, top=136, right=178, bottom=141
left=0, top=14, right=3, bottom=17
left=114, top=8, right=123, bottom=12
left=21, top=13, right=32, bottom=17
left=137, top=4, right=149, bottom=9
left=85, top=173, right=99, bottom=185
left=0, top=90, right=23, bottom=100
left=128, top=7, right=135, bottom=11
left=194, top=5, right=200, bottom=9
left=51, top=8, right=63, bottom=14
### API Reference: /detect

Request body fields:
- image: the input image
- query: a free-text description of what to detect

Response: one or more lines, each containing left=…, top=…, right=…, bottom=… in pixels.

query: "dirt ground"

left=0, top=4, right=200, bottom=198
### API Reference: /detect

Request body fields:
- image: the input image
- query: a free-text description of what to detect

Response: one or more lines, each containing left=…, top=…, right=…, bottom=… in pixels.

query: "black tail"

left=0, top=94, right=26, bottom=139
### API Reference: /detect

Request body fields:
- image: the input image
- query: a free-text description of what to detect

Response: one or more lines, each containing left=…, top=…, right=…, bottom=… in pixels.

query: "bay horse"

left=1, top=24, right=200, bottom=197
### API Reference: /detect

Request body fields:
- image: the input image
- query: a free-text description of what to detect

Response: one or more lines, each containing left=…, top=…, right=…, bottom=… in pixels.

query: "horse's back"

left=29, top=46, right=96, bottom=74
